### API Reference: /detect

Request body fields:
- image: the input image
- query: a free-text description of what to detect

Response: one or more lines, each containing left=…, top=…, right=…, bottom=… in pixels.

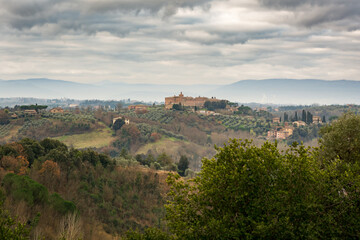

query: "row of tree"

left=281, top=110, right=326, bottom=124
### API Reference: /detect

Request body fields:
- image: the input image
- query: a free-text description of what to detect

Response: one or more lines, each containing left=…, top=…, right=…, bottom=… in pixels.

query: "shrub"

left=49, top=193, right=76, bottom=215
left=2, top=173, right=48, bottom=206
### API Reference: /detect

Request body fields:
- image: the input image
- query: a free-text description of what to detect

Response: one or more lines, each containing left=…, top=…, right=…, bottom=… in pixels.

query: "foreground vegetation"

left=127, top=113, right=360, bottom=239
left=0, top=138, right=169, bottom=239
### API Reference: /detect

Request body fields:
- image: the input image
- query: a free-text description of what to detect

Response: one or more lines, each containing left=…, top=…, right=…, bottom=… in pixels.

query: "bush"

left=0, top=203, right=31, bottom=239
left=49, top=193, right=76, bottom=215
left=125, top=227, right=173, bottom=240
left=2, top=173, right=48, bottom=206
left=165, top=140, right=357, bottom=239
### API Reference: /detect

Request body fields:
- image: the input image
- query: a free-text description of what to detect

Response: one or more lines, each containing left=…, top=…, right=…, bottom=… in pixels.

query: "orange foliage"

left=38, top=160, right=61, bottom=191
left=39, top=160, right=61, bottom=179
left=0, top=155, right=29, bottom=175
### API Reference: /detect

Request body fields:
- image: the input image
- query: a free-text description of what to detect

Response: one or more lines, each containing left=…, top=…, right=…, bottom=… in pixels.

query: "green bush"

left=125, top=227, right=173, bottom=240
left=2, top=173, right=48, bottom=206
left=49, top=193, right=76, bottom=215
left=0, top=203, right=31, bottom=240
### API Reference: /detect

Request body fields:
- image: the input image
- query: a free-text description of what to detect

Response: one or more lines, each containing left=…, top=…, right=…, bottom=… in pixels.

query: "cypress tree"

left=294, top=111, right=298, bottom=121
left=307, top=111, right=313, bottom=124
left=284, top=112, right=288, bottom=122
left=302, top=110, right=306, bottom=122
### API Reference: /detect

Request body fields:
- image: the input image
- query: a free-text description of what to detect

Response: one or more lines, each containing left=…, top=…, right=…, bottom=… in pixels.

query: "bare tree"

left=57, top=213, right=83, bottom=240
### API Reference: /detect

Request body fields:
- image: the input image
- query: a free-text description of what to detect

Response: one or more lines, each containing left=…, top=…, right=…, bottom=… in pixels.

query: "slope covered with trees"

left=0, top=138, right=169, bottom=239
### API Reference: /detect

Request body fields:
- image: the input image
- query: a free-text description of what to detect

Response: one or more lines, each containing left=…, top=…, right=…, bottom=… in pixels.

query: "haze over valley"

left=1, top=78, right=360, bottom=105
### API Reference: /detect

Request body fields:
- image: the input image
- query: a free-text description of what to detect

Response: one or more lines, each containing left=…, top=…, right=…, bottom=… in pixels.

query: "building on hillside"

left=50, top=107, right=64, bottom=113
left=254, top=107, right=267, bottom=112
left=128, top=105, right=149, bottom=111
left=24, top=110, right=37, bottom=115
left=112, top=116, right=130, bottom=125
left=312, top=116, right=322, bottom=124
left=197, top=110, right=217, bottom=116
left=10, top=113, right=18, bottom=119
left=293, top=120, right=306, bottom=127
left=227, top=106, right=239, bottom=112
left=267, top=124, right=294, bottom=140
left=272, top=117, right=280, bottom=123
left=165, top=92, right=223, bottom=110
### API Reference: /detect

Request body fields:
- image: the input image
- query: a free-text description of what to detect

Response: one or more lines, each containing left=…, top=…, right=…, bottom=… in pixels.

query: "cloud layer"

left=0, top=0, right=359, bottom=85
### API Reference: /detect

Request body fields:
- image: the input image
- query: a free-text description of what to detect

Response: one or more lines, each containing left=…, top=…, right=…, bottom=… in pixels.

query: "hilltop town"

left=163, top=92, right=326, bottom=142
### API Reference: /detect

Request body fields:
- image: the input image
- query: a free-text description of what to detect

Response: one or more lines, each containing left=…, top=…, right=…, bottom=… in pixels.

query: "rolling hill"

left=1, top=78, right=360, bottom=104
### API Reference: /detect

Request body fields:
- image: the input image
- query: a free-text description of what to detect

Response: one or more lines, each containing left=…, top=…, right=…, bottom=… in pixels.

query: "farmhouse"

left=50, top=107, right=64, bottom=113
left=293, top=120, right=306, bottom=127
left=312, top=116, right=322, bottom=124
left=112, top=117, right=130, bottom=125
left=128, top=105, right=148, bottom=111
left=24, top=110, right=37, bottom=115
left=267, top=123, right=294, bottom=140
left=165, top=92, right=222, bottom=110
left=272, top=117, right=280, bottom=123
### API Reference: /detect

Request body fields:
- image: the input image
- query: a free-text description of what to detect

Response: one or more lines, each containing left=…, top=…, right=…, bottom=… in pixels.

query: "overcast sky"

left=0, top=0, right=359, bottom=85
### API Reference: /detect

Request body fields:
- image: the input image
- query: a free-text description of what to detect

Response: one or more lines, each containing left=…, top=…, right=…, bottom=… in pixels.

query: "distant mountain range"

left=0, top=78, right=359, bottom=105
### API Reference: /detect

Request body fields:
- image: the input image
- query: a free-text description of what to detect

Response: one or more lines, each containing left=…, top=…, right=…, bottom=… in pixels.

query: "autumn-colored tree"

left=122, top=124, right=141, bottom=140
left=0, top=155, right=29, bottom=175
left=38, top=160, right=61, bottom=191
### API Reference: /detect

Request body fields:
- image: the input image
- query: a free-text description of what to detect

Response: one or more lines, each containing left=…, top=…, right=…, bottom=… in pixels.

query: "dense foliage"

left=204, top=100, right=227, bottom=111
left=0, top=138, right=168, bottom=239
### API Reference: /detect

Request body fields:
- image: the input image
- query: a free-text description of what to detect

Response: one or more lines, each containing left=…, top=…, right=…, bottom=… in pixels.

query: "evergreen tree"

left=302, top=110, right=306, bottom=122
left=306, top=111, right=313, bottom=124
left=284, top=112, right=289, bottom=122
left=322, top=116, right=326, bottom=123
left=177, top=156, right=189, bottom=177
left=294, top=111, right=298, bottom=121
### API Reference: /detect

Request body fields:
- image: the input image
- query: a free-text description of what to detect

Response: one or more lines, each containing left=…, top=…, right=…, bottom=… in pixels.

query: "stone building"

left=312, top=116, right=322, bottom=124
left=267, top=123, right=294, bottom=140
left=293, top=120, right=306, bottom=127
left=272, top=117, right=280, bottom=123
left=165, top=92, right=222, bottom=110
left=50, top=107, right=64, bottom=113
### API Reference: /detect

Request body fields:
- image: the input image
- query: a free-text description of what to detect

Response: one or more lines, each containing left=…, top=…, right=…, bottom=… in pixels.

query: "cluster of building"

left=9, top=107, right=65, bottom=119
left=165, top=92, right=222, bottom=110
left=267, top=122, right=294, bottom=140
left=268, top=115, right=323, bottom=140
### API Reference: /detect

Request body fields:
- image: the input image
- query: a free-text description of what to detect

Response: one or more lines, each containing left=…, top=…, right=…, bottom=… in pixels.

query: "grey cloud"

left=86, top=0, right=212, bottom=15
left=258, top=0, right=360, bottom=30
left=0, top=0, right=212, bottom=30
left=0, top=0, right=217, bottom=47
left=1, top=0, right=281, bottom=45
left=174, top=29, right=281, bottom=45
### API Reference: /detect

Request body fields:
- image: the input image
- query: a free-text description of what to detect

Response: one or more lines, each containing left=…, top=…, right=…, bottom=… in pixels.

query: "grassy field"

left=54, top=124, right=115, bottom=149
left=135, top=137, right=185, bottom=155
left=135, top=137, right=216, bottom=171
